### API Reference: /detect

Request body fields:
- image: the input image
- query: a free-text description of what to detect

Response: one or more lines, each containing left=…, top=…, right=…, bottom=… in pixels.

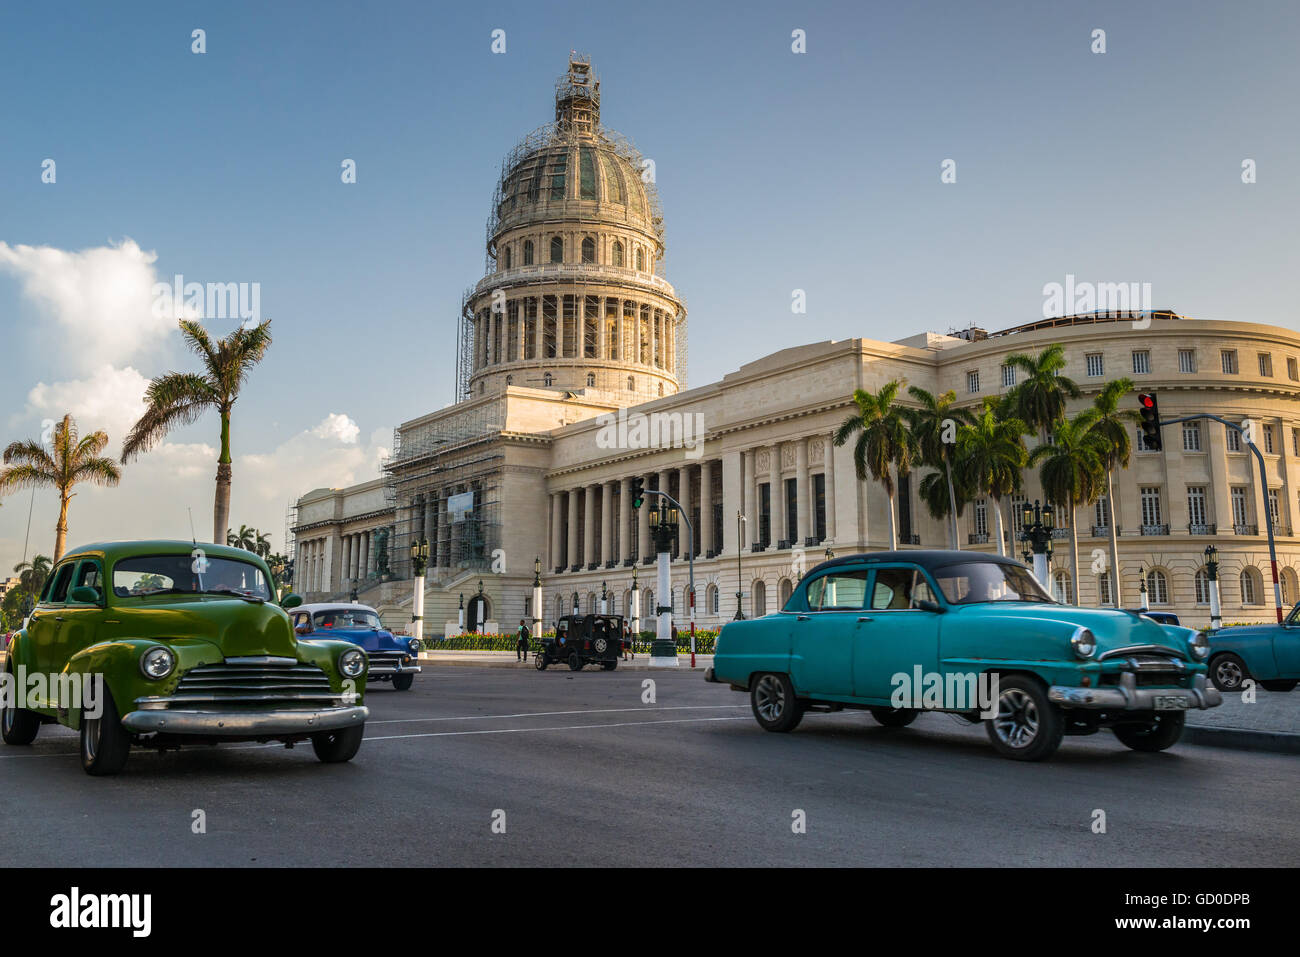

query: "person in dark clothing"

left=516, top=619, right=531, bottom=662
left=622, top=620, right=631, bottom=660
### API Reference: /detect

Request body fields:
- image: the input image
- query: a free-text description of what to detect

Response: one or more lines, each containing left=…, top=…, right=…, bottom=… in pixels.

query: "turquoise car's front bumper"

left=1049, top=673, right=1221, bottom=710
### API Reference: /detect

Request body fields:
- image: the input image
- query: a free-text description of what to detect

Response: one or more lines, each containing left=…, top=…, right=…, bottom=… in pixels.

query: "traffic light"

left=1138, top=392, right=1161, bottom=450
left=630, top=477, right=645, bottom=509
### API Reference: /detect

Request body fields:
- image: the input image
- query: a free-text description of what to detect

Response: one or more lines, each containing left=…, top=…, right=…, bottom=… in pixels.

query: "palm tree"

left=122, top=319, right=272, bottom=544
left=1087, top=377, right=1139, bottom=606
left=957, top=400, right=1030, bottom=557
left=12, top=554, right=52, bottom=599
left=918, top=469, right=968, bottom=539
left=834, top=381, right=913, bottom=550
left=255, top=530, right=272, bottom=559
left=1029, top=410, right=1108, bottom=603
left=1004, top=343, right=1081, bottom=442
left=903, top=387, right=975, bottom=549
left=0, top=415, right=122, bottom=561
left=228, top=524, right=257, bottom=551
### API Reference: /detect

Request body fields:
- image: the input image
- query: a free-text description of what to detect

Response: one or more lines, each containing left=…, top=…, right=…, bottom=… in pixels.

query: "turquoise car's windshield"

left=112, top=554, right=273, bottom=601
left=314, top=609, right=381, bottom=630
left=932, top=561, right=1054, bottom=605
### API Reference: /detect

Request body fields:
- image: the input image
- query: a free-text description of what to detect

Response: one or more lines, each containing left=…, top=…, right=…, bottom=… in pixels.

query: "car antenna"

left=188, top=507, right=198, bottom=546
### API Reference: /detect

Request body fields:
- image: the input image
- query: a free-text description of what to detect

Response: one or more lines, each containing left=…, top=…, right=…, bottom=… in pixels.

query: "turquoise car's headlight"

left=1070, top=626, right=1097, bottom=659
left=339, top=648, right=366, bottom=678
left=140, top=646, right=176, bottom=680
left=1189, top=630, right=1210, bottom=660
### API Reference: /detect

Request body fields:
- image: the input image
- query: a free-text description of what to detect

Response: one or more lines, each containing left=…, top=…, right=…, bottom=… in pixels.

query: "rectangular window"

left=1085, top=353, right=1104, bottom=377
left=1097, top=571, right=1113, bottom=605
left=1258, top=352, right=1273, bottom=377
left=1001, top=364, right=1016, bottom=388
left=966, top=370, right=980, bottom=394
left=1264, top=424, right=1276, bottom=454
left=1227, top=426, right=1242, bottom=452
left=807, top=570, right=869, bottom=612
left=1221, top=350, right=1238, bottom=374
left=1289, top=357, right=1299, bottom=381
left=1010, top=495, right=1027, bottom=534
left=1187, top=487, right=1207, bottom=527
left=1178, top=349, right=1196, bottom=374
left=1094, top=495, right=1110, bottom=529
left=973, top=499, right=988, bottom=538
left=1136, top=426, right=1157, bottom=452
left=785, top=477, right=798, bottom=544
left=1268, top=489, right=1281, bottom=526
left=1293, top=427, right=1300, bottom=457
left=897, top=475, right=913, bottom=543
left=758, top=483, right=771, bottom=547
left=1182, top=421, right=1201, bottom=452
left=1140, top=487, right=1162, bottom=527
left=813, top=473, right=827, bottom=542
left=1132, top=350, right=1151, bottom=375
left=1231, top=487, right=1248, bottom=527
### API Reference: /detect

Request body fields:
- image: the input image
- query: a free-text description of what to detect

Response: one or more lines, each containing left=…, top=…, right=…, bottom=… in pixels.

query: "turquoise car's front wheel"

left=751, top=673, right=804, bottom=733
left=985, top=677, right=1063, bottom=761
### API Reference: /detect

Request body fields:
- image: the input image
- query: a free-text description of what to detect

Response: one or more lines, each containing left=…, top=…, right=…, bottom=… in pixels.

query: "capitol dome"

left=460, top=57, right=685, bottom=405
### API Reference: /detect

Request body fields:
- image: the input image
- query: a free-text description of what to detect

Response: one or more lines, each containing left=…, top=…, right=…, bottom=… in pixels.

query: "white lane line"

left=369, top=705, right=746, bottom=725
left=363, top=714, right=751, bottom=742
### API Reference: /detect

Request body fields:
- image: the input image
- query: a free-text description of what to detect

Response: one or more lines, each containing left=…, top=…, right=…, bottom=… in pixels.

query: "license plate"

left=1153, top=695, right=1189, bottom=710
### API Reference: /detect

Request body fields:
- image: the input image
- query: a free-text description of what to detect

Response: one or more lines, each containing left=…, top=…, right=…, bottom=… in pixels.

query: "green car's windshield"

left=112, top=554, right=273, bottom=601
left=932, top=561, right=1054, bottom=605
left=314, top=609, right=381, bottom=630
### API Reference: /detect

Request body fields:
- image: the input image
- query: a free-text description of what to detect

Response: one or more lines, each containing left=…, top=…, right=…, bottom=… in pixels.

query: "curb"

left=1182, top=724, right=1300, bottom=755
left=418, top=655, right=707, bottom=672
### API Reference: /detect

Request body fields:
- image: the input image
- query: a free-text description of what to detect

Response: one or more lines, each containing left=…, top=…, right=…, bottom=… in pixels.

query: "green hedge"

left=419, top=629, right=719, bottom=655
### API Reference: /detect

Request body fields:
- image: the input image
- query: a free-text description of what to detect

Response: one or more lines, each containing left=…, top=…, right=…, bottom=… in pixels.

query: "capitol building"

left=292, top=58, right=1300, bottom=634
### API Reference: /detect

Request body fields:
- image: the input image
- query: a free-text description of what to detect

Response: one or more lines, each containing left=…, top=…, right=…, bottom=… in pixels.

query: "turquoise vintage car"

left=0, top=541, right=369, bottom=775
left=706, top=550, right=1220, bottom=761
left=1206, top=605, right=1300, bottom=693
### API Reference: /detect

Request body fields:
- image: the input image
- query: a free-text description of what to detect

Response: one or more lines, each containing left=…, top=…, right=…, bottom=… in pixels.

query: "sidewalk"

left=1184, top=687, right=1300, bottom=754
left=418, top=649, right=713, bottom=671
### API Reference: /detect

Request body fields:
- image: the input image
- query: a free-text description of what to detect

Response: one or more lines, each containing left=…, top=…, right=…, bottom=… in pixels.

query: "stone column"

left=342, top=536, right=352, bottom=588
left=769, top=444, right=783, bottom=548
left=550, top=493, right=563, bottom=572
left=796, top=439, right=810, bottom=546
left=567, top=488, right=580, bottom=571
left=742, top=449, right=755, bottom=545
left=619, top=477, right=632, bottom=562
left=583, top=485, right=597, bottom=568
left=678, top=464, right=692, bottom=559
left=638, top=473, right=652, bottom=559
left=700, top=459, right=715, bottom=555
left=824, top=433, right=837, bottom=543
left=600, top=481, right=613, bottom=565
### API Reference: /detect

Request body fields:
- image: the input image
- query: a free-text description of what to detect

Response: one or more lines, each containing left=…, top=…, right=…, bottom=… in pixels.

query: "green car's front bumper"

left=121, top=704, right=369, bottom=736
left=1049, top=673, right=1221, bottom=711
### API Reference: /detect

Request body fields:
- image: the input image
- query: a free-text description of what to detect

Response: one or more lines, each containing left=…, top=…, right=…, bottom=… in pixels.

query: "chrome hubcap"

left=755, top=675, right=785, bottom=721
left=994, top=689, right=1039, bottom=748
left=83, top=716, right=100, bottom=762
left=1216, top=660, right=1243, bottom=687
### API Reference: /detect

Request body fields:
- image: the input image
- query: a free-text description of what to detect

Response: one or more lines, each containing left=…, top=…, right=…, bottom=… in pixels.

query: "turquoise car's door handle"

left=797, top=615, right=810, bottom=621
left=857, top=616, right=873, bottom=622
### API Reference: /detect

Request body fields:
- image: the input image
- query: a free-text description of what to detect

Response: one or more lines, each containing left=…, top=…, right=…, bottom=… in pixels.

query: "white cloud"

left=311, top=412, right=361, bottom=444
left=17, top=364, right=151, bottom=446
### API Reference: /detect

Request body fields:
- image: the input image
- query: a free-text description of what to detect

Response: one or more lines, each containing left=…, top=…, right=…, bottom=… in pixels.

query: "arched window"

left=627, top=376, right=635, bottom=391
left=1194, top=568, right=1211, bottom=604
left=707, top=584, right=719, bottom=616
left=1240, top=569, right=1259, bottom=605
left=646, top=590, right=654, bottom=620
left=503, top=247, right=512, bottom=269
left=635, top=247, right=645, bottom=271
left=657, top=382, right=664, bottom=396
left=586, top=372, right=596, bottom=387
left=612, top=241, right=624, bottom=267
left=554, top=595, right=564, bottom=622
left=1097, top=570, right=1113, bottom=605
left=1146, top=569, right=1169, bottom=605
left=1052, top=571, right=1072, bottom=604
left=752, top=580, right=767, bottom=617
left=778, top=578, right=793, bottom=607
left=523, top=240, right=534, bottom=266
left=550, top=236, right=563, bottom=263
left=587, top=592, right=597, bottom=613
left=543, top=372, right=553, bottom=387
left=505, top=374, right=513, bottom=385
left=1282, top=568, right=1298, bottom=605
left=581, top=237, right=595, bottom=263
left=571, top=591, right=580, bottom=614
left=623, top=590, right=631, bottom=618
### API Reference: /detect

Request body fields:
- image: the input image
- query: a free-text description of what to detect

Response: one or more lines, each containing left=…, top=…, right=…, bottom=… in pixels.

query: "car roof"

left=296, top=603, right=379, bottom=615
left=58, top=540, right=271, bottom=566
left=814, top=550, right=1025, bottom=575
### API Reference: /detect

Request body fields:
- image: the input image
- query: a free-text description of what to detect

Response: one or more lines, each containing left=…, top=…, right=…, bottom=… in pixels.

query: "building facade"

left=293, top=61, right=1300, bottom=634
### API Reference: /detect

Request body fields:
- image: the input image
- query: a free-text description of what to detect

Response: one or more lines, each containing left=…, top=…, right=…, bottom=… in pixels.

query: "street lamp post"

left=1019, top=500, right=1055, bottom=589
left=457, top=592, right=465, bottom=633
left=630, top=565, right=640, bottom=638
left=600, top=580, right=608, bottom=615
left=647, top=498, right=681, bottom=667
left=1138, top=565, right=1150, bottom=611
left=531, top=556, right=543, bottom=640
left=1205, top=545, right=1222, bottom=629
left=409, top=538, right=429, bottom=644
left=734, top=510, right=747, bottom=620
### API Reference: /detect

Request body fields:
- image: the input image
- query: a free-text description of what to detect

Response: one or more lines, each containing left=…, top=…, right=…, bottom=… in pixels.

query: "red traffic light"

left=1139, top=394, right=1156, bottom=410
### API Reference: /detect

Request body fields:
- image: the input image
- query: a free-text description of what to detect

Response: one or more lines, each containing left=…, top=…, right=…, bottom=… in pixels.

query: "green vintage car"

left=706, top=550, right=1221, bottom=761
left=0, top=541, right=369, bottom=775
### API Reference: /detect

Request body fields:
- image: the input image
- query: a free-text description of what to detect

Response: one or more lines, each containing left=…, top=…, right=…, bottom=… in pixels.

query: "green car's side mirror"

left=282, top=593, right=303, bottom=610
left=915, top=599, right=943, bottom=613
left=69, top=586, right=102, bottom=605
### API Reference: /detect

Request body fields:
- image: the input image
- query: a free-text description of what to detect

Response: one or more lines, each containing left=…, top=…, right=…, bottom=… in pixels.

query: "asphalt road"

left=2, top=667, right=1296, bottom=867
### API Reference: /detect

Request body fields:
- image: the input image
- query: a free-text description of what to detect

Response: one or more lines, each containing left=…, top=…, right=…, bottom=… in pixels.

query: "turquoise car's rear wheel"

left=869, top=707, right=919, bottom=728
left=1113, top=712, right=1185, bottom=752
left=311, top=723, right=364, bottom=763
left=751, top=673, right=804, bottom=733
left=80, top=688, right=131, bottom=776
left=1209, top=654, right=1248, bottom=692
left=1, top=660, right=41, bottom=746
left=985, top=677, right=1063, bottom=761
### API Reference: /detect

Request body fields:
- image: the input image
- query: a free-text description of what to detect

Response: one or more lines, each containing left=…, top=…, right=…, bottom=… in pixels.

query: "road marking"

left=369, top=705, right=746, bottom=725
left=363, top=714, right=751, bottom=742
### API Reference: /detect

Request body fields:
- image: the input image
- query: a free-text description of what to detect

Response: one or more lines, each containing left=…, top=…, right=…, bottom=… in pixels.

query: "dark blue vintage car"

left=292, top=603, right=421, bottom=690
left=1207, top=603, right=1300, bottom=692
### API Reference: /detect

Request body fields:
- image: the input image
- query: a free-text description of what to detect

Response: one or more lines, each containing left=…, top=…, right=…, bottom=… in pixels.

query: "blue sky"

left=1, top=0, right=1297, bottom=570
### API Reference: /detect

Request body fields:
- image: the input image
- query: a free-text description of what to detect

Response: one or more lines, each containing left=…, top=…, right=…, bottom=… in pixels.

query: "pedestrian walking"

left=516, top=619, right=531, bottom=662
left=622, top=620, right=631, bottom=660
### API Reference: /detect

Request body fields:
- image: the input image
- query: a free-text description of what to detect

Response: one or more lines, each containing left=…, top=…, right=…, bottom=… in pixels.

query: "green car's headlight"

left=140, top=646, right=176, bottom=680
left=339, top=648, right=366, bottom=678
left=1189, top=630, right=1211, bottom=660
left=1070, top=626, right=1097, bottom=659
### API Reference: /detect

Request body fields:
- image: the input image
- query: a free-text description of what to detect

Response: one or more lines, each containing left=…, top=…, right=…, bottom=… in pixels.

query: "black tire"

left=80, top=688, right=131, bottom=777
left=869, top=706, right=919, bottom=728
left=1210, top=653, right=1249, bottom=692
left=535, top=654, right=548, bottom=670
left=984, top=676, right=1064, bottom=761
left=1259, top=679, right=1298, bottom=692
left=1, top=661, right=40, bottom=746
left=602, top=659, right=617, bottom=671
left=568, top=653, right=583, bottom=671
left=311, top=723, right=365, bottom=763
left=750, top=673, right=804, bottom=733
left=391, top=673, right=414, bottom=691
left=1113, top=711, right=1185, bottom=752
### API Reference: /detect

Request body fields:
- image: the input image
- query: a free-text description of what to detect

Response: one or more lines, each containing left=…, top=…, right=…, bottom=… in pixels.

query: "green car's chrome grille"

left=158, top=658, right=340, bottom=708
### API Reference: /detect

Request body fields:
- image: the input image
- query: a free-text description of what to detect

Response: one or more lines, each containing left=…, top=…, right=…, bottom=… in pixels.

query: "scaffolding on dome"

left=381, top=400, right=506, bottom=582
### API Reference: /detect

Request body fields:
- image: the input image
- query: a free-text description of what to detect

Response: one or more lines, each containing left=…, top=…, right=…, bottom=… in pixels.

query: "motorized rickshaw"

left=536, top=614, right=624, bottom=671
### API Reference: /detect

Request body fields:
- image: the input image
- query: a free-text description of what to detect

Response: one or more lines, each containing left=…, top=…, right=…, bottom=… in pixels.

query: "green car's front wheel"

left=80, top=689, right=131, bottom=776
left=1, top=661, right=41, bottom=746
left=985, top=676, right=1063, bottom=761
left=750, top=673, right=804, bottom=733
left=311, top=724, right=365, bottom=763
